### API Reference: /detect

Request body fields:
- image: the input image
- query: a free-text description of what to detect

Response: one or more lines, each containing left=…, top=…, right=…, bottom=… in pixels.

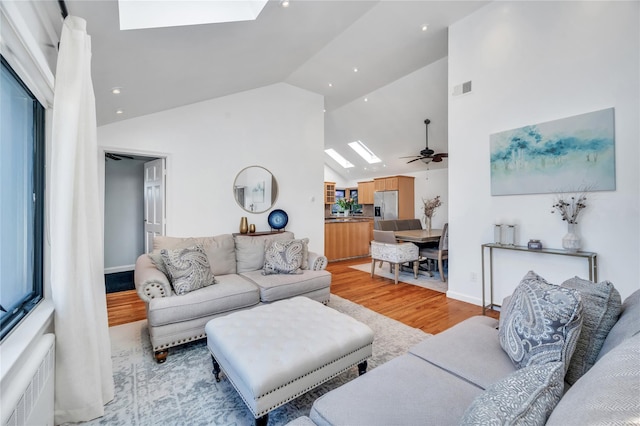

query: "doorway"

left=104, top=151, right=166, bottom=293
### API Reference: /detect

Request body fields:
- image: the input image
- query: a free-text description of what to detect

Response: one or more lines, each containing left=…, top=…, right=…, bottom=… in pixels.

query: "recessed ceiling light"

left=281, top=0, right=290, bottom=7
left=348, top=140, right=381, bottom=164
left=353, top=67, right=358, bottom=73
left=328, top=83, right=333, bottom=87
left=364, top=97, right=368, bottom=102
left=421, top=24, right=428, bottom=32
left=111, top=87, right=122, bottom=95
left=116, top=109, right=124, bottom=115
left=325, top=149, right=354, bottom=169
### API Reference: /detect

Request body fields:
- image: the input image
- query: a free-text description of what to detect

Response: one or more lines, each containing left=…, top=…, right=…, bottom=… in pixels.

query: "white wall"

left=104, top=158, right=147, bottom=271
left=97, top=83, right=326, bottom=254
left=411, top=168, right=448, bottom=229
left=448, top=1, right=640, bottom=303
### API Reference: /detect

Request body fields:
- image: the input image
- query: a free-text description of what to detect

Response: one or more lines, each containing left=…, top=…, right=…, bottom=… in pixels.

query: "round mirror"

left=233, top=166, right=278, bottom=213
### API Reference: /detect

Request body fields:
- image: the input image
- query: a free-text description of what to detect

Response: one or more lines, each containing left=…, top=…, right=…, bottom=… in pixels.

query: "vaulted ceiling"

left=64, top=0, right=489, bottom=181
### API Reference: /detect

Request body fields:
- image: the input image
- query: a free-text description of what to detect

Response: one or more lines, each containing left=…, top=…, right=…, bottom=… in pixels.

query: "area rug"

left=82, top=295, right=429, bottom=426
left=349, top=262, right=448, bottom=293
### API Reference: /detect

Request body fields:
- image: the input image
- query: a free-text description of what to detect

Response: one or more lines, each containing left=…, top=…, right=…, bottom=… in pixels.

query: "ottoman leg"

left=211, top=355, right=221, bottom=382
left=154, top=350, right=168, bottom=364
left=358, top=360, right=368, bottom=375
left=255, top=414, right=268, bottom=426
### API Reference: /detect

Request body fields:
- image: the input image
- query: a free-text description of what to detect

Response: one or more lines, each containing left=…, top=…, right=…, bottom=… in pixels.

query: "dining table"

left=393, top=228, right=443, bottom=277
left=394, top=228, right=442, bottom=243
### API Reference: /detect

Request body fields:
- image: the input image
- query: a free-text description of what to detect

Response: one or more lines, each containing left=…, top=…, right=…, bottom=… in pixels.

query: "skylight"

left=325, top=149, right=354, bottom=169
left=118, top=0, right=269, bottom=30
left=348, top=140, right=381, bottom=164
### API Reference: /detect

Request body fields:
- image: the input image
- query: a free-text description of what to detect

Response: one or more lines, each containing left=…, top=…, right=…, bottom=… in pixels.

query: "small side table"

left=481, top=243, right=598, bottom=315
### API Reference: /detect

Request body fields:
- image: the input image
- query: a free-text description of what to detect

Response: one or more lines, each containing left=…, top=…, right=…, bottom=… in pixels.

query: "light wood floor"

left=106, top=257, right=499, bottom=333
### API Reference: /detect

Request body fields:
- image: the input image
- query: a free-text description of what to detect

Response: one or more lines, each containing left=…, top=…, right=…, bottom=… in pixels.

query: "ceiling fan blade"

left=431, top=153, right=448, bottom=162
left=106, top=153, right=121, bottom=160
left=399, top=155, right=421, bottom=159
left=406, top=157, right=427, bottom=164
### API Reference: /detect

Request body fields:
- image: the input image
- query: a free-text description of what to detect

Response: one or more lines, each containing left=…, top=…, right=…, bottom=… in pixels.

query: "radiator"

left=2, top=334, right=55, bottom=426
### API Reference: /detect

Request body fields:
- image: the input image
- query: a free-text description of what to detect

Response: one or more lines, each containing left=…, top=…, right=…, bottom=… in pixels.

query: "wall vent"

left=452, top=80, right=472, bottom=96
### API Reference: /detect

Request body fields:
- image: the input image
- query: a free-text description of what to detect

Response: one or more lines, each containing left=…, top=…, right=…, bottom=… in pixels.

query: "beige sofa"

left=134, top=231, right=330, bottom=363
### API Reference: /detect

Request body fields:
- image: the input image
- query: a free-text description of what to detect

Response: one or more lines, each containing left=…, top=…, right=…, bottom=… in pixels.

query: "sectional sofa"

left=292, top=273, right=640, bottom=425
left=134, top=231, right=330, bottom=363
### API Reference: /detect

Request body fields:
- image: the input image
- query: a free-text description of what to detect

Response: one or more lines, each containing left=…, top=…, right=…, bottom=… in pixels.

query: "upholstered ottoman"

left=205, top=296, right=374, bottom=425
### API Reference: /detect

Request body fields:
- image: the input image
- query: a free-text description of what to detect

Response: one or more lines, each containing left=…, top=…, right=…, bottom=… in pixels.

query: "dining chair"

left=370, top=230, right=419, bottom=284
left=376, top=220, right=397, bottom=231
left=418, top=223, right=448, bottom=282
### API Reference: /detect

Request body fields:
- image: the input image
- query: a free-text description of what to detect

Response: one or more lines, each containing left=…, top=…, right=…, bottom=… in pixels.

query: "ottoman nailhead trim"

left=256, top=343, right=372, bottom=399
left=210, top=343, right=373, bottom=418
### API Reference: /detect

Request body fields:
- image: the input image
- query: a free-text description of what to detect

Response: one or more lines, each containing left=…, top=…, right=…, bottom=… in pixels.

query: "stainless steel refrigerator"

left=374, top=191, right=398, bottom=227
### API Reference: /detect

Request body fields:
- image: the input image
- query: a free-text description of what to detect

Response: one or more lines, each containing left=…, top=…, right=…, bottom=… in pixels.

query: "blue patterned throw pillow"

left=160, top=245, right=216, bottom=295
left=499, top=271, right=583, bottom=370
left=263, top=239, right=304, bottom=275
left=460, top=362, right=564, bottom=425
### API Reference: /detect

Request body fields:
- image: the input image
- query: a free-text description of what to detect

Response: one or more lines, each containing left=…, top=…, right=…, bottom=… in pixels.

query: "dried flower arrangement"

left=422, top=196, right=442, bottom=219
left=551, top=192, right=587, bottom=224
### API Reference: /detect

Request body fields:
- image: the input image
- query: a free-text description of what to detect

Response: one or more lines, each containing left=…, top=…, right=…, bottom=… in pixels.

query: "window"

left=0, top=55, right=45, bottom=341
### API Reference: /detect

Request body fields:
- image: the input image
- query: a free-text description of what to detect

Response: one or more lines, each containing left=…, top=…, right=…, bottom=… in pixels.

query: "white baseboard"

left=104, top=265, right=135, bottom=274
left=445, top=290, right=482, bottom=306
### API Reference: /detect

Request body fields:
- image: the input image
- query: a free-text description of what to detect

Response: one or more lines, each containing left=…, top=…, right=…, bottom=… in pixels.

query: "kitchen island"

left=324, top=217, right=374, bottom=261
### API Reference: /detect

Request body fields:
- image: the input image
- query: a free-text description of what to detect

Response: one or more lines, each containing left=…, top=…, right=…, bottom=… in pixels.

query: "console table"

left=481, top=243, right=598, bottom=314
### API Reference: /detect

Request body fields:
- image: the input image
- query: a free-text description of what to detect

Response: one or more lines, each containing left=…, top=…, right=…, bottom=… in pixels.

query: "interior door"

left=144, top=158, right=165, bottom=253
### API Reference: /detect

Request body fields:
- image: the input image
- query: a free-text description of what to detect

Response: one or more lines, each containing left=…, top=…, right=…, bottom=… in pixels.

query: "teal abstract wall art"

left=490, top=108, right=615, bottom=196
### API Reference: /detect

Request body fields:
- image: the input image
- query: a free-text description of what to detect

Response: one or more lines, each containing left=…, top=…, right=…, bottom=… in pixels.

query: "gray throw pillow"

left=299, top=237, right=310, bottom=270
left=561, top=276, right=621, bottom=385
left=160, top=245, right=216, bottom=295
left=148, top=252, right=169, bottom=277
left=263, top=239, right=304, bottom=275
left=499, top=271, right=583, bottom=371
left=460, top=361, right=564, bottom=425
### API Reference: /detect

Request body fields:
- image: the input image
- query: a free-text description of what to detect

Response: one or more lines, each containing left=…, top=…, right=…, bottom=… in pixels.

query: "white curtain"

left=50, top=16, right=114, bottom=424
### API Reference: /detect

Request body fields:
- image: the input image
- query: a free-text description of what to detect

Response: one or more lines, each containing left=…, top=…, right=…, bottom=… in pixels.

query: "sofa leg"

left=154, top=350, right=168, bottom=363
left=358, top=360, right=368, bottom=375
left=212, top=355, right=221, bottom=382
left=255, top=414, right=268, bottom=426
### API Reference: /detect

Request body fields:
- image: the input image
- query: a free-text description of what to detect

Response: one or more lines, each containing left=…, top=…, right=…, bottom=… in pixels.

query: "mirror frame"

left=233, top=165, right=278, bottom=213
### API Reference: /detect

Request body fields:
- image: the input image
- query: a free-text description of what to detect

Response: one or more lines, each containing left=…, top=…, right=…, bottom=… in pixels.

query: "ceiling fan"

left=401, top=119, right=448, bottom=164
left=105, top=153, right=134, bottom=161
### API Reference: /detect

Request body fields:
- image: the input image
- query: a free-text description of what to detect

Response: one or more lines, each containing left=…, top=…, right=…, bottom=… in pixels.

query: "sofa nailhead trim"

left=154, top=333, right=206, bottom=351
left=144, top=282, right=166, bottom=300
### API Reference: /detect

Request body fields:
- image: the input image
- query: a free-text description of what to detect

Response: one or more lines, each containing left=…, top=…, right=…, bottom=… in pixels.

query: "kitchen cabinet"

left=373, top=175, right=415, bottom=220
left=357, top=181, right=374, bottom=204
left=324, top=219, right=373, bottom=261
left=374, top=176, right=400, bottom=191
left=324, top=182, right=336, bottom=204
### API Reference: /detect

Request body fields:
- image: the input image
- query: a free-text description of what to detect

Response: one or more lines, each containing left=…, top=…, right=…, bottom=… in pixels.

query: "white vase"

left=343, top=210, right=349, bottom=217
left=562, top=223, right=581, bottom=253
left=424, top=216, right=432, bottom=232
